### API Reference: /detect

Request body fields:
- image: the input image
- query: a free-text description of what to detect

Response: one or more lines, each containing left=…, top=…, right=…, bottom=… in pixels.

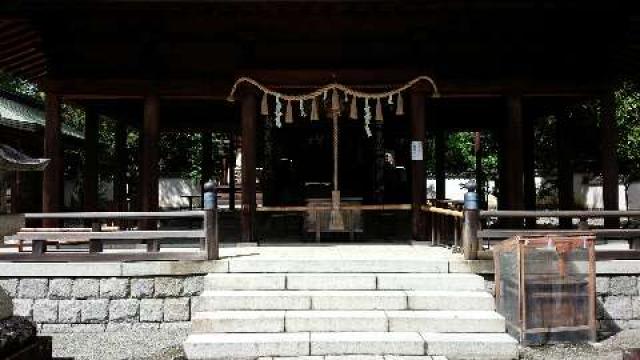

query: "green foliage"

left=615, top=82, right=640, bottom=188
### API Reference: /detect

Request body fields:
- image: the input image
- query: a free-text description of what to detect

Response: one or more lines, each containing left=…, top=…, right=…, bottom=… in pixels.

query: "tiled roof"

left=0, top=95, right=84, bottom=139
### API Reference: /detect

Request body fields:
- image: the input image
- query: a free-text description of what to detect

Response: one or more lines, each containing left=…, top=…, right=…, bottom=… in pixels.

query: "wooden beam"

left=83, top=108, right=99, bottom=212
left=140, top=95, right=160, bottom=230
left=43, top=72, right=604, bottom=100
left=240, top=92, right=257, bottom=242
left=42, top=92, right=62, bottom=227
left=410, top=88, right=427, bottom=241
left=601, top=91, right=620, bottom=228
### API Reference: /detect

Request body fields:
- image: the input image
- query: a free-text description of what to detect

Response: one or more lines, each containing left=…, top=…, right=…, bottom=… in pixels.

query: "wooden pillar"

left=557, top=114, right=574, bottom=228
left=374, top=122, right=385, bottom=203
left=505, top=95, right=525, bottom=211
left=114, top=122, right=127, bottom=212
left=140, top=95, right=160, bottom=230
left=42, top=92, right=63, bottom=226
left=200, top=131, right=214, bottom=190
left=228, top=134, right=237, bottom=210
left=410, top=90, right=427, bottom=241
left=601, top=91, right=620, bottom=228
left=435, top=130, right=446, bottom=200
left=240, top=93, right=257, bottom=242
left=83, top=108, right=99, bottom=212
left=523, top=115, right=536, bottom=228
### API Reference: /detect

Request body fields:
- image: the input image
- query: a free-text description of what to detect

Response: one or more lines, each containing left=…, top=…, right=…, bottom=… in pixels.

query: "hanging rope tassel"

left=285, top=100, right=293, bottom=124
left=396, top=93, right=404, bottom=116
left=375, top=98, right=383, bottom=122
left=260, top=93, right=269, bottom=116
left=311, top=98, right=319, bottom=121
left=349, top=96, right=358, bottom=120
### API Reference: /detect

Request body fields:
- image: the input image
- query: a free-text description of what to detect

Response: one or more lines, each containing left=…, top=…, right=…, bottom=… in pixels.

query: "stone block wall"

left=0, top=275, right=204, bottom=333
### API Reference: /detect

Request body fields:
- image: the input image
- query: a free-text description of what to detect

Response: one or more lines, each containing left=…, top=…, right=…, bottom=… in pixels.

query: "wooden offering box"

left=494, top=234, right=596, bottom=345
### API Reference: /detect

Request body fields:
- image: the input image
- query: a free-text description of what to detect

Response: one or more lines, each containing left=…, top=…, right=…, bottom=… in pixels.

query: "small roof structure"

left=0, top=144, right=49, bottom=172
left=0, top=92, right=83, bottom=139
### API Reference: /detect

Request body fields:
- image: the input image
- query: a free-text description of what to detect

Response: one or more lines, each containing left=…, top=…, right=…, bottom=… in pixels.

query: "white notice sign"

left=411, top=141, right=423, bottom=161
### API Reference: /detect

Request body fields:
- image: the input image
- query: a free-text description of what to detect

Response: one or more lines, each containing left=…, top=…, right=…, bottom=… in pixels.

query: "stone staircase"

left=183, top=258, right=518, bottom=360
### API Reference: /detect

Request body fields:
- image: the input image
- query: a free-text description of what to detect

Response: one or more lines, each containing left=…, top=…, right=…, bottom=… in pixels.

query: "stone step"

left=421, top=332, right=518, bottom=360
left=310, top=332, right=425, bottom=355
left=203, top=273, right=485, bottom=291
left=376, top=274, right=485, bottom=291
left=406, top=291, right=495, bottom=311
left=386, top=311, right=505, bottom=333
left=192, top=311, right=285, bottom=333
left=257, top=357, right=448, bottom=360
left=183, top=332, right=310, bottom=359
left=191, top=310, right=504, bottom=333
left=227, top=259, right=449, bottom=273
left=193, top=291, right=495, bottom=311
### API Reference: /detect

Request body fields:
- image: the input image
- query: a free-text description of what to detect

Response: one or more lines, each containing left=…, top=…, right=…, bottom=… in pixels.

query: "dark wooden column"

left=557, top=114, right=574, bottom=228
left=228, top=134, right=237, bottom=210
left=435, top=130, right=446, bottom=200
left=410, top=90, right=427, bottom=241
left=114, top=122, right=127, bottom=212
left=200, top=131, right=214, bottom=190
left=83, top=108, right=99, bottom=212
left=504, top=95, right=525, bottom=212
left=43, top=92, right=63, bottom=226
left=374, top=122, right=385, bottom=203
left=140, top=95, right=160, bottom=229
left=240, top=93, right=257, bottom=242
left=601, top=91, right=620, bottom=228
left=523, top=115, right=536, bottom=228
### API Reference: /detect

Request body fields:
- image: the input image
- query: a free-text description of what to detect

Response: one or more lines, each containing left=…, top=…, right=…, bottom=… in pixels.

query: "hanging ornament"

left=323, top=90, right=328, bottom=101
left=310, top=97, right=319, bottom=121
left=331, top=89, right=340, bottom=113
left=299, top=100, right=307, bottom=117
left=349, top=96, right=358, bottom=120
left=396, top=93, right=404, bottom=116
left=285, top=100, right=293, bottom=124
left=363, top=98, right=372, bottom=138
left=260, top=93, right=269, bottom=116
left=388, top=94, right=394, bottom=105
left=375, top=98, right=383, bottom=122
left=344, top=92, right=349, bottom=102
left=274, top=95, right=283, bottom=128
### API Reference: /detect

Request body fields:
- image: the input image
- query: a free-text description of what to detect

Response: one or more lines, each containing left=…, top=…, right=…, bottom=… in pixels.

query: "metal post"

left=462, top=181, right=480, bottom=260
left=203, top=180, right=219, bottom=260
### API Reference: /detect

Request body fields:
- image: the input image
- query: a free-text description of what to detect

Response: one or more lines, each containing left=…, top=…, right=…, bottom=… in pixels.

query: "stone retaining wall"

left=0, top=275, right=204, bottom=333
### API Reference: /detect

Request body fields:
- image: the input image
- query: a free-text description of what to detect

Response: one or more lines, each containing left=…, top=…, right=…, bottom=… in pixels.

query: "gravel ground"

left=521, top=329, right=640, bottom=360
left=47, top=329, right=188, bottom=360
left=46, top=328, right=640, bottom=360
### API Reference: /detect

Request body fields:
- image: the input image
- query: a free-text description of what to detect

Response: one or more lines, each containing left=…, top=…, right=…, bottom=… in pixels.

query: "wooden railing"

left=1, top=209, right=218, bottom=262
left=462, top=209, right=640, bottom=261
left=421, top=201, right=463, bottom=249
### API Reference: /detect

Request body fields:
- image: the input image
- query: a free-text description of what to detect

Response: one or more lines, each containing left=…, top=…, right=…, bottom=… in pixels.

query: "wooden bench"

left=0, top=210, right=218, bottom=261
